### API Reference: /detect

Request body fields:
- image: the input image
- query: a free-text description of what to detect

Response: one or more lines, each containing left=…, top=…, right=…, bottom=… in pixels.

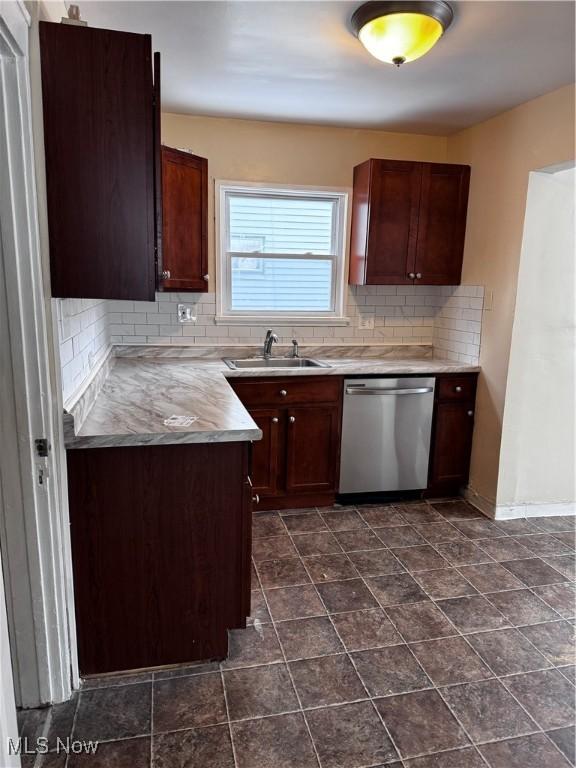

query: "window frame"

left=215, top=180, right=350, bottom=325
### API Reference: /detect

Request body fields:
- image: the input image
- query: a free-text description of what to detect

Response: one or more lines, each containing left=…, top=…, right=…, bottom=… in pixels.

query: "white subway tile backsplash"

left=60, top=338, right=73, bottom=367
left=109, top=324, right=134, bottom=336
left=135, top=324, right=159, bottom=336
left=133, top=301, right=159, bottom=313
left=107, top=300, right=134, bottom=313
left=181, top=326, right=207, bottom=336
left=55, top=297, right=110, bottom=404
left=56, top=284, right=484, bottom=401
left=159, top=325, right=184, bottom=336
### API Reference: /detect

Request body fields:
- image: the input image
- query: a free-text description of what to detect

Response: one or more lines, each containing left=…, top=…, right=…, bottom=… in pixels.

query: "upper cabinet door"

left=349, top=159, right=421, bottom=285
left=415, top=163, right=470, bottom=285
left=160, top=146, right=208, bottom=292
left=39, top=23, right=157, bottom=300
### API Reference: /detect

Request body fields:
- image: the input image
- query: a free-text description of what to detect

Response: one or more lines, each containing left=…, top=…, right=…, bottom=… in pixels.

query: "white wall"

left=0, top=542, right=19, bottom=768
left=497, top=166, right=575, bottom=510
left=447, top=84, right=575, bottom=508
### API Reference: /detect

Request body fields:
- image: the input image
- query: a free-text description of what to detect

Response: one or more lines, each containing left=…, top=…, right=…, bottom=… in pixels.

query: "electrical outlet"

left=357, top=314, right=375, bottom=331
left=177, top=304, right=197, bottom=324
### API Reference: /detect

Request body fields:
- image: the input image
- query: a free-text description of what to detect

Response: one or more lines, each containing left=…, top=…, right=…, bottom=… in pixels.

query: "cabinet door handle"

left=455, top=386, right=462, bottom=393
left=161, top=269, right=170, bottom=280
left=252, top=494, right=260, bottom=504
left=280, top=390, right=287, bottom=397
left=203, top=274, right=209, bottom=281
left=415, top=272, right=422, bottom=279
left=271, top=417, right=279, bottom=423
left=408, top=272, right=416, bottom=279
left=289, top=416, right=296, bottom=423
left=467, top=410, right=474, bottom=417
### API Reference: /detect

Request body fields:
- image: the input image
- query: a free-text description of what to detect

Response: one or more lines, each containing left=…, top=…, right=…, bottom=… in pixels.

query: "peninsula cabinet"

left=349, top=159, right=470, bottom=286
left=39, top=22, right=160, bottom=300
left=427, top=373, right=478, bottom=495
left=160, top=146, right=209, bottom=291
left=67, top=442, right=252, bottom=674
left=229, top=377, right=343, bottom=510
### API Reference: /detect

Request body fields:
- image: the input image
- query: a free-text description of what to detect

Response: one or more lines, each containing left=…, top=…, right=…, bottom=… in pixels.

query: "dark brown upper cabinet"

left=349, top=159, right=470, bottom=286
left=160, top=146, right=208, bottom=292
left=39, top=22, right=160, bottom=300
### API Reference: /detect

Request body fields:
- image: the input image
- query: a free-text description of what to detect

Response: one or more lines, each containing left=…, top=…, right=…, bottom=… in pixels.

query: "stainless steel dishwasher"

left=339, top=377, right=436, bottom=494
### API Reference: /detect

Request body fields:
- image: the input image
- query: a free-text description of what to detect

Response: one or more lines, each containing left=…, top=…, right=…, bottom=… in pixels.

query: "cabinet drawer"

left=230, top=376, right=342, bottom=407
left=437, top=375, right=477, bottom=402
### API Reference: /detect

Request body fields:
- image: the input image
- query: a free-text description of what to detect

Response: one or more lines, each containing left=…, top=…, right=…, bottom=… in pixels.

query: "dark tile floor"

left=17, top=499, right=576, bottom=767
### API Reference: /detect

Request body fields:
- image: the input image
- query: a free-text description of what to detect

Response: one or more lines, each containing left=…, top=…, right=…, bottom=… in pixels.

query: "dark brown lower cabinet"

left=230, top=377, right=343, bottom=510
left=285, top=405, right=341, bottom=494
left=428, top=373, right=478, bottom=495
left=249, top=408, right=282, bottom=498
left=67, top=441, right=251, bottom=675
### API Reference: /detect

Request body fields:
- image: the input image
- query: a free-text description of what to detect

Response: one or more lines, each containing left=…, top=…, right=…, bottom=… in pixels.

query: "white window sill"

left=215, top=316, right=351, bottom=327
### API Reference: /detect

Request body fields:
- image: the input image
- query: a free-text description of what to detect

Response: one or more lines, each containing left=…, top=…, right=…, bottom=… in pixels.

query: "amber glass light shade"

left=352, top=2, right=453, bottom=66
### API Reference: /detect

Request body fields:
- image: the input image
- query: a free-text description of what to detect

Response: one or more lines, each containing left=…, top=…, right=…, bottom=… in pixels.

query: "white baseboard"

left=464, top=488, right=576, bottom=520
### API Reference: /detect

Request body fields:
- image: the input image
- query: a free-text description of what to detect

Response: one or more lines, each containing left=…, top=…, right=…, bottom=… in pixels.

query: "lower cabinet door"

left=430, top=401, right=475, bottom=488
left=285, top=405, right=341, bottom=493
left=249, top=408, right=282, bottom=498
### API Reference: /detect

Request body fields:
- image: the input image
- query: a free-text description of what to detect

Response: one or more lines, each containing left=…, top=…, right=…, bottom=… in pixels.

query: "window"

left=216, top=182, right=349, bottom=323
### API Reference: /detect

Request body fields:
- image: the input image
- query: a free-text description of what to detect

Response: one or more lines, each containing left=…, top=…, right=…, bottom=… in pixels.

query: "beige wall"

left=163, top=87, right=575, bottom=509
left=161, top=113, right=447, bottom=277
left=447, top=84, right=575, bottom=507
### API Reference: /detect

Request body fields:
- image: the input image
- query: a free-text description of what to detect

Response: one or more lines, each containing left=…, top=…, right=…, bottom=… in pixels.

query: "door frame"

left=0, top=0, right=75, bottom=707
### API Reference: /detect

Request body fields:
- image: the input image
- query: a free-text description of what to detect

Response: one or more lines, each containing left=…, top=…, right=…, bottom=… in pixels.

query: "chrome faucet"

left=262, top=329, right=278, bottom=359
left=290, top=339, right=299, bottom=358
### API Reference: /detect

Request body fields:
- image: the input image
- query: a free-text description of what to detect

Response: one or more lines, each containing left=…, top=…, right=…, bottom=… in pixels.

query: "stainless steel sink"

left=223, top=357, right=331, bottom=370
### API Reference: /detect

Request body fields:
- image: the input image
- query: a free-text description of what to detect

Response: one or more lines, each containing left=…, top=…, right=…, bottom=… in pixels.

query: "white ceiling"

left=81, top=1, right=575, bottom=135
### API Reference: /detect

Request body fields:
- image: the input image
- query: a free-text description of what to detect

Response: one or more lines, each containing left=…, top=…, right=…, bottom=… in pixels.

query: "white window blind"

left=217, top=184, right=348, bottom=321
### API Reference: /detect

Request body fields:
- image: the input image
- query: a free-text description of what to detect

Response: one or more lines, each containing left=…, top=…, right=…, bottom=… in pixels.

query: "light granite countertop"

left=65, top=346, right=480, bottom=449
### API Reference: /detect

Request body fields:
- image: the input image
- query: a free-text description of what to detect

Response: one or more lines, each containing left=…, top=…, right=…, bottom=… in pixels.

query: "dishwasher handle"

left=345, top=386, right=434, bottom=396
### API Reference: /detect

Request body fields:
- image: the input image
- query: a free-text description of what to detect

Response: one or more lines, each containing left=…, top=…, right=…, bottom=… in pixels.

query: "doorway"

left=0, top=0, right=75, bottom=723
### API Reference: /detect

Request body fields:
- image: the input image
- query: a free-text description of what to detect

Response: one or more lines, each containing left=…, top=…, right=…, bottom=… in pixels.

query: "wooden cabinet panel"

left=153, top=53, right=163, bottom=281
left=428, top=373, right=478, bottom=495
left=67, top=442, right=251, bottom=674
left=429, top=402, right=475, bottom=488
left=350, top=159, right=421, bottom=285
left=229, top=376, right=341, bottom=408
left=248, top=408, right=282, bottom=497
left=160, top=146, right=208, bottom=291
left=39, top=22, right=157, bottom=300
left=437, top=375, right=477, bottom=402
left=230, top=376, right=343, bottom=509
left=349, top=158, right=470, bottom=287
left=285, top=406, right=341, bottom=493
left=415, top=163, right=470, bottom=285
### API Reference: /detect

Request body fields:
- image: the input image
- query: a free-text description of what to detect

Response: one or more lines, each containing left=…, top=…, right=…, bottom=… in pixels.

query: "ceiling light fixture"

left=351, top=1, right=453, bottom=67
